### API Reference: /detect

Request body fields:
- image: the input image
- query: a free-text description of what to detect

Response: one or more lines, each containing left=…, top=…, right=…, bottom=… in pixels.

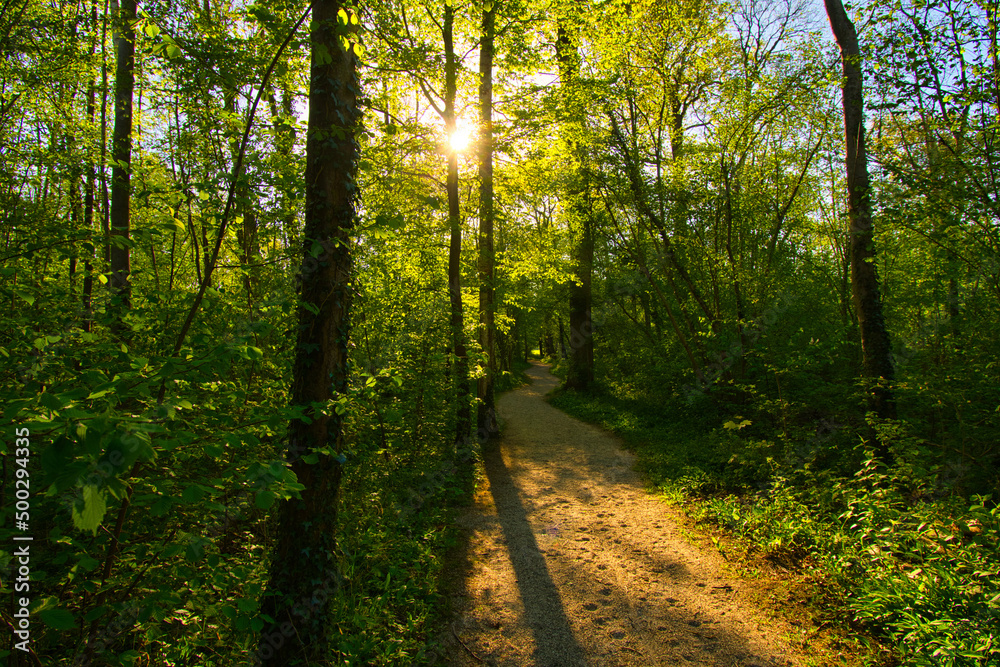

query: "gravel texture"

left=442, top=362, right=810, bottom=666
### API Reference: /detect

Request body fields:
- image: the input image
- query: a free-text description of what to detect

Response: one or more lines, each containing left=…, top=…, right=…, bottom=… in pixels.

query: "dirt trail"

left=442, top=362, right=811, bottom=667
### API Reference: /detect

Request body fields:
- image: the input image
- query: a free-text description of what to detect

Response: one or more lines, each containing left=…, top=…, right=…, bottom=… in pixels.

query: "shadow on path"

left=444, top=362, right=805, bottom=666
left=482, top=441, right=588, bottom=667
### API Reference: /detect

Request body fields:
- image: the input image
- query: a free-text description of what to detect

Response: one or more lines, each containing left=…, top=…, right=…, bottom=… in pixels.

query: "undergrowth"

left=550, top=380, right=1000, bottom=667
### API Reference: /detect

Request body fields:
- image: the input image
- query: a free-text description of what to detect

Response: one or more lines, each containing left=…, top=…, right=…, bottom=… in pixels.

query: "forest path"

left=441, top=362, right=809, bottom=667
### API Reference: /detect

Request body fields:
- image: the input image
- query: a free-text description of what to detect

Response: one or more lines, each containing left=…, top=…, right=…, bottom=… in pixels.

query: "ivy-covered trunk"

left=256, top=1, right=359, bottom=662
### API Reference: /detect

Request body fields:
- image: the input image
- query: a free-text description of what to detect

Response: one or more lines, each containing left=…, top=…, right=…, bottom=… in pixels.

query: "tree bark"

left=108, top=0, right=135, bottom=329
left=477, top=3, right=498, bottom=438
left=83, top=62, right=98, bottom=334
left=557, top=315, right=567, bottom=359
left=444, top=2, right=471, bottom=447
left=825, top=0, right=897, bottom=440
left=557, top=19, right=594, bottom=391
left=257, top=2, right=359, bottom=663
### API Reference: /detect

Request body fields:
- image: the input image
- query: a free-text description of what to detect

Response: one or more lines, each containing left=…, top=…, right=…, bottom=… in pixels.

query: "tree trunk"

left=257, top=3, right=359, bottom=663
left=444, top=2, right=471, bottom=448
left=83, top=159, right=96, bottom=333
left=721, top=163, right=749, bottom=379
left=83, top=47, right=97, bottom=334
left=557, top=316, right=567, bottom=359
left=108, top=0, right=135, bottom=329
left=69, top=173, right=82, bottom=291
left=477, top=3, right=498, bottom=438
left=558, top=20, right=595, bottom=391
left=825, top=0, right=896, bottom=445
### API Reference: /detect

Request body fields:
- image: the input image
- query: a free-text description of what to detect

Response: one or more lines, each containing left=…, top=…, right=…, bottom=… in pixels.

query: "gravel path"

left=442, top=362, right=811, bottom=666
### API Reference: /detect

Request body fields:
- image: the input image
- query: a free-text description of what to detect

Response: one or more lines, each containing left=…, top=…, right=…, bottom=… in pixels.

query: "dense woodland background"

left=1, top=0, right=999, bottom=664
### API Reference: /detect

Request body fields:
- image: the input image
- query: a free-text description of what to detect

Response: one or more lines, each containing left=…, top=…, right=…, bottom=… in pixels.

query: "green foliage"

left=3, top=0, right=999, bottom=663
left=554, top=370, right=1000, bottom=665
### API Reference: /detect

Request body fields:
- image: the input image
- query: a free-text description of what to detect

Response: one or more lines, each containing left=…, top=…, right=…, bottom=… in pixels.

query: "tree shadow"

left=481, top=440, right=588, bottom=667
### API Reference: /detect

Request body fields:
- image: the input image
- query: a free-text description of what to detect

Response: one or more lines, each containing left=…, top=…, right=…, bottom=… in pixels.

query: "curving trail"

left=442, top=362, right=809, bottom=667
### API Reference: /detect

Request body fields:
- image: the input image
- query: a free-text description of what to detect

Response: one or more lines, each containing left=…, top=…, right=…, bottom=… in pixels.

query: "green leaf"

left=15, top=288, right=35, bottom=305
left=185, top=541, right=206, bottom=562
left=39, top=392, right=63, bottom=410
left=151, top=496, right=172, bottom=516
left=182, top=485, right=207, bottom=503
left=162, top=544, right=184, bottom=558
left=77, top=555, right=100, bottom=572
left=39, top=608, right=76, bottom=630
left=72, top=486, right=107, bottom=534
left=85, top=605, right=110, bottom=622
left=254, top=489, right=276, bottom=510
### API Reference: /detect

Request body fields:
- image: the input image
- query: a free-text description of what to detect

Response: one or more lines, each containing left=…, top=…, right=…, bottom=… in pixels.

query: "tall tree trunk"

left=257, top=2, right=359, bottom=663
left=108, top=0, right=135, bottom=330
left=83, top=162, right=96, bottom=333
left=825, top=0, right=896, bottom=447
left=558, top=315, right=567, bottom=359
left=558, top=19, right=594, bottom=391
left=444, top=2, right=471, bottom=447
left=477, top=3, right=498, bottom=438
left=69, top=173, right=82, bottom=291
left=721, top=163, right=749, bottom=379
left=83, top=44, right=98, bottom=334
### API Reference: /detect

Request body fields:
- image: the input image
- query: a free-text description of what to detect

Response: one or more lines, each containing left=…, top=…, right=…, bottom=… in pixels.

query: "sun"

left=449, top=125, right=472, bottom=152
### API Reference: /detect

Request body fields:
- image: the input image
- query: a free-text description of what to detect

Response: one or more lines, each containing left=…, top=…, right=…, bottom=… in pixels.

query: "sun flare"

left=449, top=126, right=472, bottom=152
